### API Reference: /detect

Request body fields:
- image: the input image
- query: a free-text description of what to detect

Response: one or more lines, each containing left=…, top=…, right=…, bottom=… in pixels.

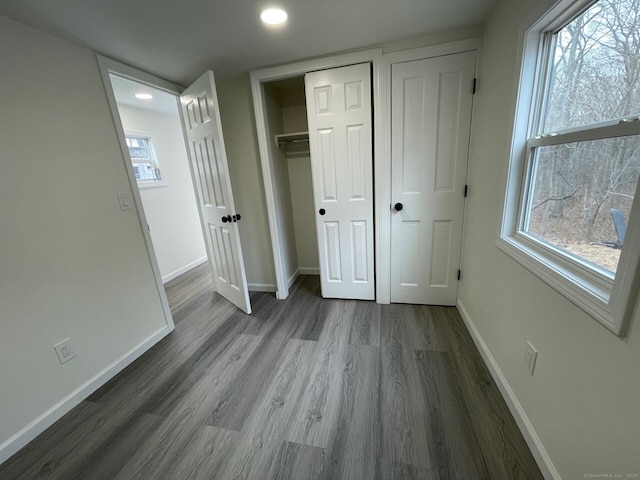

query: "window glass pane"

left=127, top=137, right=151, bottom=159
left=125, top=135, right=162, bottom=183
left=524, top=135, right=640, bottom=274
left=132, top=162, right=160, bottom=181
left=543, top=0, right=640, bottom=133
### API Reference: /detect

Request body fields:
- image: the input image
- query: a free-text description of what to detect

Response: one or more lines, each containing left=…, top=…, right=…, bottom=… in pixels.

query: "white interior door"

left=305, top=63, right=375, bottom=300
left=390, top=51, right=476, bottom=305
left=180, top=71, right=251, bottom=314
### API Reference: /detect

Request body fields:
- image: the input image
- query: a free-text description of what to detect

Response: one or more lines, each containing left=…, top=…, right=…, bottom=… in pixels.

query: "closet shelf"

left=275, top=131, right=310, bottom=157
left=275, top=131, right=309, bottom=147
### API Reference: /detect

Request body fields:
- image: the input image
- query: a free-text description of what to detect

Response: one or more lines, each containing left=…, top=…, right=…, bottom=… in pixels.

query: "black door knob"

left=221, top=215, right=232, bottom=223
left=394, top=203, right=403, bottom=211
left=236, top=213, right=241, bottom=221
left=319, top=208, right=326, bottom=215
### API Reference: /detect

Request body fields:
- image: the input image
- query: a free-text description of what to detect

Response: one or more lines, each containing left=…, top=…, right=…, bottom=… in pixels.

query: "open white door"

left=305, top=63, right=375, bottom=300
left=390, top=52, right=475, bottom=305
left=180, top=71, right=251, bottom=314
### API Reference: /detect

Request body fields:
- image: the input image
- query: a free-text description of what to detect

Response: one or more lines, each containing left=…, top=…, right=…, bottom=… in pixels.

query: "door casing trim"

left=96, top=54, right=181, bottom=327
left=250, top=49, right=386, bottom=301
left=384, top=41, right=481, bottom=304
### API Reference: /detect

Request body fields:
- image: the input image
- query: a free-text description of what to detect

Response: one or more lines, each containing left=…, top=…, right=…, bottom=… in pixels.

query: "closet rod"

left=277, top=138, right=309, bottom=146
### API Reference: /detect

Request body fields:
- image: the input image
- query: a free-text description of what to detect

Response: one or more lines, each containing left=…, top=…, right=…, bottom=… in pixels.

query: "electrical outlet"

left=54, top=338, right=76, bottom=364
left=523, top=341, right=538, bottom=375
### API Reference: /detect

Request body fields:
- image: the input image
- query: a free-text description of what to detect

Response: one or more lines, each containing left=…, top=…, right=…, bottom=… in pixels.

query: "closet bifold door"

left=305, top=63, right=375, bottom=300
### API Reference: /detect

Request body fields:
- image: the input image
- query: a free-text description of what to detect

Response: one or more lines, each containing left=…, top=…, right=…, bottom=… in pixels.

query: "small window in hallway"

left=125, top=134, right=162, bottom=185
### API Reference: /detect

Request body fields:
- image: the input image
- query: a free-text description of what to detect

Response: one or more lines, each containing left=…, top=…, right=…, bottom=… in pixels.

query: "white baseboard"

left=248, top=283, right=277, bottom=292
left=456, top=300, right=561, bottom=480
left=298, top=267, right=320, bottom=275
left=287, top=269, right=299, bottom=289
left=162, top=256, right=208, bottom=284
left=0, top=325, right=173, bottom=465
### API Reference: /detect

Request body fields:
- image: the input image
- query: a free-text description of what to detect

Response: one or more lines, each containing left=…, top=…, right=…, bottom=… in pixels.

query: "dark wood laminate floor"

left=0, top=265, right=543, bottom=480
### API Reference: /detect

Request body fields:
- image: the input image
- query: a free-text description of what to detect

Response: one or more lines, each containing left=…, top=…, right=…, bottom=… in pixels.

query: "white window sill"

left=495, top=234, right=620, bottom=334
left=137, top=181, right=167, bottom=189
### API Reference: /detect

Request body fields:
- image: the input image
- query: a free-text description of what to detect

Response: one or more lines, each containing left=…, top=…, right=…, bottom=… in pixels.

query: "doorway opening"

left=96, top=56, right=217, bottom=327
left=251, top=49, right=384, bottom=301
left=109, top=74, right=207, bottom=284
left=99, top=57, right=253, bottom=315
left=262, top=76, right=319, bottom=286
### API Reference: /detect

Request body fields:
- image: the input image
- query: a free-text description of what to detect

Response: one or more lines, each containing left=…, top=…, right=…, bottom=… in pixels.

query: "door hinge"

left=464, top=184, right=468, bottom=198
left=472, top=78, right=477, bottom=94
left=457, top=269, right=462, bottom=281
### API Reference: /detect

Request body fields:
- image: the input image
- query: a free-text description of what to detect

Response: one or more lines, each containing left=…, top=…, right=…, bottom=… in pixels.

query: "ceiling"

left=0, top=0, right=496, bottom=86
left=111, top=74, right=180, bottom=116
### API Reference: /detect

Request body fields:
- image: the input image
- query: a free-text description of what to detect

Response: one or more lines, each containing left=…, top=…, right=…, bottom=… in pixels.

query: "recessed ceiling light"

left=260, top=8, right=288, bottom=25
left=135, top=93, right=153, bottom=100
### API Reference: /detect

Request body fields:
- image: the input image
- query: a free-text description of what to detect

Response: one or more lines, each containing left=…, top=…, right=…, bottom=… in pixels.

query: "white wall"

left=283, top=105, right=318, bottom=272
left=215, top=74, right=277, bottom=289
left=264, top=86, right=298, bottom=285
left=282, top=105, right=308, bottom=132
left=460, top=0, right=640, bottom=477
left=117, top=104, right=207, bottom=282
left=287, top=157, right=318, bottom=272
left=382, top=24, right=484, bottom=54
left=0, top=15, right=169, bottom=461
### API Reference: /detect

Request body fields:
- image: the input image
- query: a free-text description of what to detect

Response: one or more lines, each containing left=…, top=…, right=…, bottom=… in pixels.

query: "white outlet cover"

left=54, top=338, right=76, bottom=364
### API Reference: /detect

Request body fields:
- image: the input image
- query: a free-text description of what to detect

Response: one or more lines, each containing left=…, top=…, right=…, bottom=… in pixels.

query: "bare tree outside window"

left=523, top=0, right=640, bottom=274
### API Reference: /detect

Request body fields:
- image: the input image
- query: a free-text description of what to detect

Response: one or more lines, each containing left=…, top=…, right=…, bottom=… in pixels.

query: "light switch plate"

left=523, top=341, right=538, bottom=375
left=117, top=192, right=133, bottom=211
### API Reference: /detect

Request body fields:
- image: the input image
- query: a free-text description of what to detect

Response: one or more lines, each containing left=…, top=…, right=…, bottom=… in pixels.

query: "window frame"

left=124, top=131, right=166, bottom=188
left=497, top=0, right=640, bottom=336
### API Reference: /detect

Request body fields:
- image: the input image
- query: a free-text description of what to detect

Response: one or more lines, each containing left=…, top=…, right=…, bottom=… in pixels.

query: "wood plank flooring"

left=0, top=265, right=543, bottom=479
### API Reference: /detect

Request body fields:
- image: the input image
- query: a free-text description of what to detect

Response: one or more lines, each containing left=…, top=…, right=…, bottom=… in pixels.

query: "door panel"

left=430, top=220, right=453, bottom=287
left=324, top=222, right=342, bottom=281
left=318, top=129, right=338, bottom=200
left=399, top=221, right=420, bottom=286
left=181, top=71, right=251, bottom=314
left=347, top=125, right=366, bottom=199
left=390, top=52, right=475, bottom=305
left=305, top=63, right=375, bottom=300
left=351, top=220, right=369, bottom=282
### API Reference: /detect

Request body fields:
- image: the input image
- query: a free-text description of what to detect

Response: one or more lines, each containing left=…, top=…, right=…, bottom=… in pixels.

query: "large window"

left=500, top=0, right=640, bottom=335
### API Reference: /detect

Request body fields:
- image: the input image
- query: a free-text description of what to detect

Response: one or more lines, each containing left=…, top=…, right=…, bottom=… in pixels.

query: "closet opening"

left=251, top=49, right=384, bottom=301
left=262, top=76, right=319, bottom=288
